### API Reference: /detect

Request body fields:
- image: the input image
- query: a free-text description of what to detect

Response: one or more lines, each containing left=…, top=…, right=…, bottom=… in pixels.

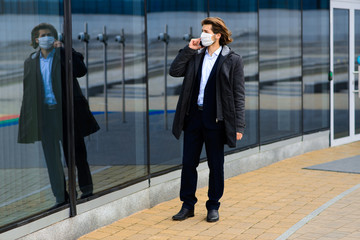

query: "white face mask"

left=38, top=36, right=55, bottom=50
left=200, top=32, right=214, bottom=47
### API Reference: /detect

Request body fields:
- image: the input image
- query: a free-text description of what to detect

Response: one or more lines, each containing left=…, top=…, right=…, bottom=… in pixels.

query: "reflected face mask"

left=38, top=36, right=55, bottom=50
left=200, top=32, right=214, bottom=47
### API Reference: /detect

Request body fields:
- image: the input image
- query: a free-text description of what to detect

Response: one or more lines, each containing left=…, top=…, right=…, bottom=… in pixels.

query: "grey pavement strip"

left=0, top=166, right=111, bottom=208
left=276, top=183, right=360, bottom=240
left=304, top=155, right=360, bottom=174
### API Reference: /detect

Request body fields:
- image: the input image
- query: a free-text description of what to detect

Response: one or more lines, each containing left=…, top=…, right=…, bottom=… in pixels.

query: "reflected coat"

left=169, top=45, right=245, bottom=148
left=18, top=48, right=100, bottom=143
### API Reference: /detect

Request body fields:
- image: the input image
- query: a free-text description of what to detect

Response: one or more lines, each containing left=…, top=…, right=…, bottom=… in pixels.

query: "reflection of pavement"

left=79, top=141, right=360, bottom=240
left=0, top=165, right=147, bottom=228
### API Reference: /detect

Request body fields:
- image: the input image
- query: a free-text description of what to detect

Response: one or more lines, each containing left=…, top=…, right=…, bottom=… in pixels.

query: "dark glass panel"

left=333, top=9, right=349, bottom=139
left=259, top=0, right=302, bottom=144
left=71, top=0, right=148, bottom=195
left=302, top=0, right=330, bottom=133
left=0, top=0, right=67, bottom=228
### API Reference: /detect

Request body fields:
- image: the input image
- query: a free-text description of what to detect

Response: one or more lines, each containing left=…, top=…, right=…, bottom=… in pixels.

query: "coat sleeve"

left=169, top=45, right=197, bottom=77
left=233, top=55, right=245, bottom=134
left=18, top=58, right=38, bottom=143
left=72, top=49, right=87, bottom=78
left=60, top=47, right=87, bottom=78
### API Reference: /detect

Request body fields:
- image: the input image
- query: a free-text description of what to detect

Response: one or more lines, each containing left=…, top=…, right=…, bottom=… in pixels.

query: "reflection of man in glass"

left=18, top=23, right=100, bottom=207
left=170, top=17, right=245, bottom=222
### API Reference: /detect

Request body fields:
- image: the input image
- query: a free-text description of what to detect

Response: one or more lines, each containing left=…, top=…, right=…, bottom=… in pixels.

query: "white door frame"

left=330, top=0, right=360, bottom=146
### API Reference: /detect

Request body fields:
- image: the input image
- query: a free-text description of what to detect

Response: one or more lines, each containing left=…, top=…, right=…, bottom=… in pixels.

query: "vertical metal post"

left=163, top=24, right=169, bottom=130
left=158, top=25, right=170, bottom=129
left=121, top=29, right=126, bottom=123
left=144, top=0, right=151, bottom=185
left=183, top=27, right=193, bottom=42
left=103, top=26, right=108, bottom=131
left=115, top=29, right=126, bottom=123
left=63, top=0, right=76, bottom=217
left=78, top=23, right=90, bottom=100
left=85, top=22, right=89, bottom=100
left=97, top=26, right=108, bottom=131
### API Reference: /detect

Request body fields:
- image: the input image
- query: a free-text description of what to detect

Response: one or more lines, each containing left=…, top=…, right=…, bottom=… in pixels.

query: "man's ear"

left=215, top=33, right=221, bottom=41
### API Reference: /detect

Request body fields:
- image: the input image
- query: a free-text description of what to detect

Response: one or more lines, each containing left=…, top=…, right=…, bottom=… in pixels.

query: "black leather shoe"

left=172, top=207, right=194, bottom=221
left=207, top=209, right=219, bottom=222
left=80, top=192, right=93, bottom=199
left=50, top=200, right=68, bottom=210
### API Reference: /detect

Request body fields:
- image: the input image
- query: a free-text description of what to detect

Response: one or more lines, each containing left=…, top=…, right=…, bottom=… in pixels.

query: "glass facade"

left=0, top=0, right=333, bottom=233
left=333, top=9, right=349, bottom=139
left=303, top=0, right=330, bottom=133
left=259, top=0, right=302, bottom=144
left=0, top=0, right=67, bottom=228
left=71, top=0, right=148, bottom=196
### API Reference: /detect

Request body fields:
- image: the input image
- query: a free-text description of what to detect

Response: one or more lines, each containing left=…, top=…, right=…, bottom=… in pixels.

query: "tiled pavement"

left=79, top=141, right=360, bottom=240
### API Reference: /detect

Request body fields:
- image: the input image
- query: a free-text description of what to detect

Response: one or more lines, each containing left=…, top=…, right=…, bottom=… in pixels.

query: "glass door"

left=330, top=0, right=360, bottom=146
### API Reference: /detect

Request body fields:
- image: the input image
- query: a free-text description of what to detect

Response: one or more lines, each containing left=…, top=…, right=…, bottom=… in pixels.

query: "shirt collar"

left=40, top=48, right=55, bottom=60
left=205, top=46, right=222, bottom=57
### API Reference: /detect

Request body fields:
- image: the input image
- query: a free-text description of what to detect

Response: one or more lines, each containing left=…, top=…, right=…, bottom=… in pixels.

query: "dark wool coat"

left=169, top=45, right=245, bottom=148
left=18, top=48, right=100, bottom=143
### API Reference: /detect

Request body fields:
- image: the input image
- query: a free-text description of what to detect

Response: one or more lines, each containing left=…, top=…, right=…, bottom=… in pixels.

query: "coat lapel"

left=34, top=51, right=42, bottom=91
left=216, top=45, right=230, bottom=79
left=194, top=48, right=206, bottom=79
left=51, top=49, right=60, bottom=80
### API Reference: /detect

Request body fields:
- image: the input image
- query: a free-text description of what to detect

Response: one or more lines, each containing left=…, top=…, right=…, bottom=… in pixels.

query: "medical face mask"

left=200, top=32, right=215, bottom=47
left=38, top=36, right=55, bottom=50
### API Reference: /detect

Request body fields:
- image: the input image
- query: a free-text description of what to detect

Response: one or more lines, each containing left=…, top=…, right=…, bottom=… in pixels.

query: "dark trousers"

left=41, top=106, right=93, bottom=203
left=41, top=106, right=66, bottom=203
left=181, top=108, right=225, bottom=211
left=63, top=135, right=93, bottom=195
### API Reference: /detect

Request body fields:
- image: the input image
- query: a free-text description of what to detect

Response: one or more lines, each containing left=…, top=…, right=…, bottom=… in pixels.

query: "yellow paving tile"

left=176, top=230, right=200, bottom=237
left=111, top=229, right=138, bottom=238
left=78, top=141, right=360, bottom=240
left=125, top=234, right=153, bottom=240
left=213, top=233, right=237, bottom=240
left=148, top=235, right=171, bottom=240
left=83, top=231, right=111, bottom=239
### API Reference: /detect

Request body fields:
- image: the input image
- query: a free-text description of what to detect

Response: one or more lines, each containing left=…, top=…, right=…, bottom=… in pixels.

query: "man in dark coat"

left=18, top=23, right=100, bottom=206
left=170, top=17, right=245, bottom=222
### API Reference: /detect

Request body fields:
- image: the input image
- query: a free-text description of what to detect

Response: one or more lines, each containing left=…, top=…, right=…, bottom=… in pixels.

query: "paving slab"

left=78, top=141, right=360, bottom=240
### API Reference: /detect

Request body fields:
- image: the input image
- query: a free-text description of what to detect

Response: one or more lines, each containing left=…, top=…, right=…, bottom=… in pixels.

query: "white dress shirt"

left=197, top=46, right=222, bottom=106
left=40, top=49, right=57, bottom=106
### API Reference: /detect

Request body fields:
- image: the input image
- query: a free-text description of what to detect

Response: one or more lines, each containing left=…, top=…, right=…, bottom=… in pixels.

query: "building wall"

left=0, top=0, right=331, bottom=237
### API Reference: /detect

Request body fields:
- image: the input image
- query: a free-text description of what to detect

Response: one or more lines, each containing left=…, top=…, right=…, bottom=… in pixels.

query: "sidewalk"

left=79, top=141, right=360, bottom=240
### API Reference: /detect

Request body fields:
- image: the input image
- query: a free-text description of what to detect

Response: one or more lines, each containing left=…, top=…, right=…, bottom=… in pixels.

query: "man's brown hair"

left=30, top=23, right=58, bottom=49
left=201, top=17, right=233, bottom=45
